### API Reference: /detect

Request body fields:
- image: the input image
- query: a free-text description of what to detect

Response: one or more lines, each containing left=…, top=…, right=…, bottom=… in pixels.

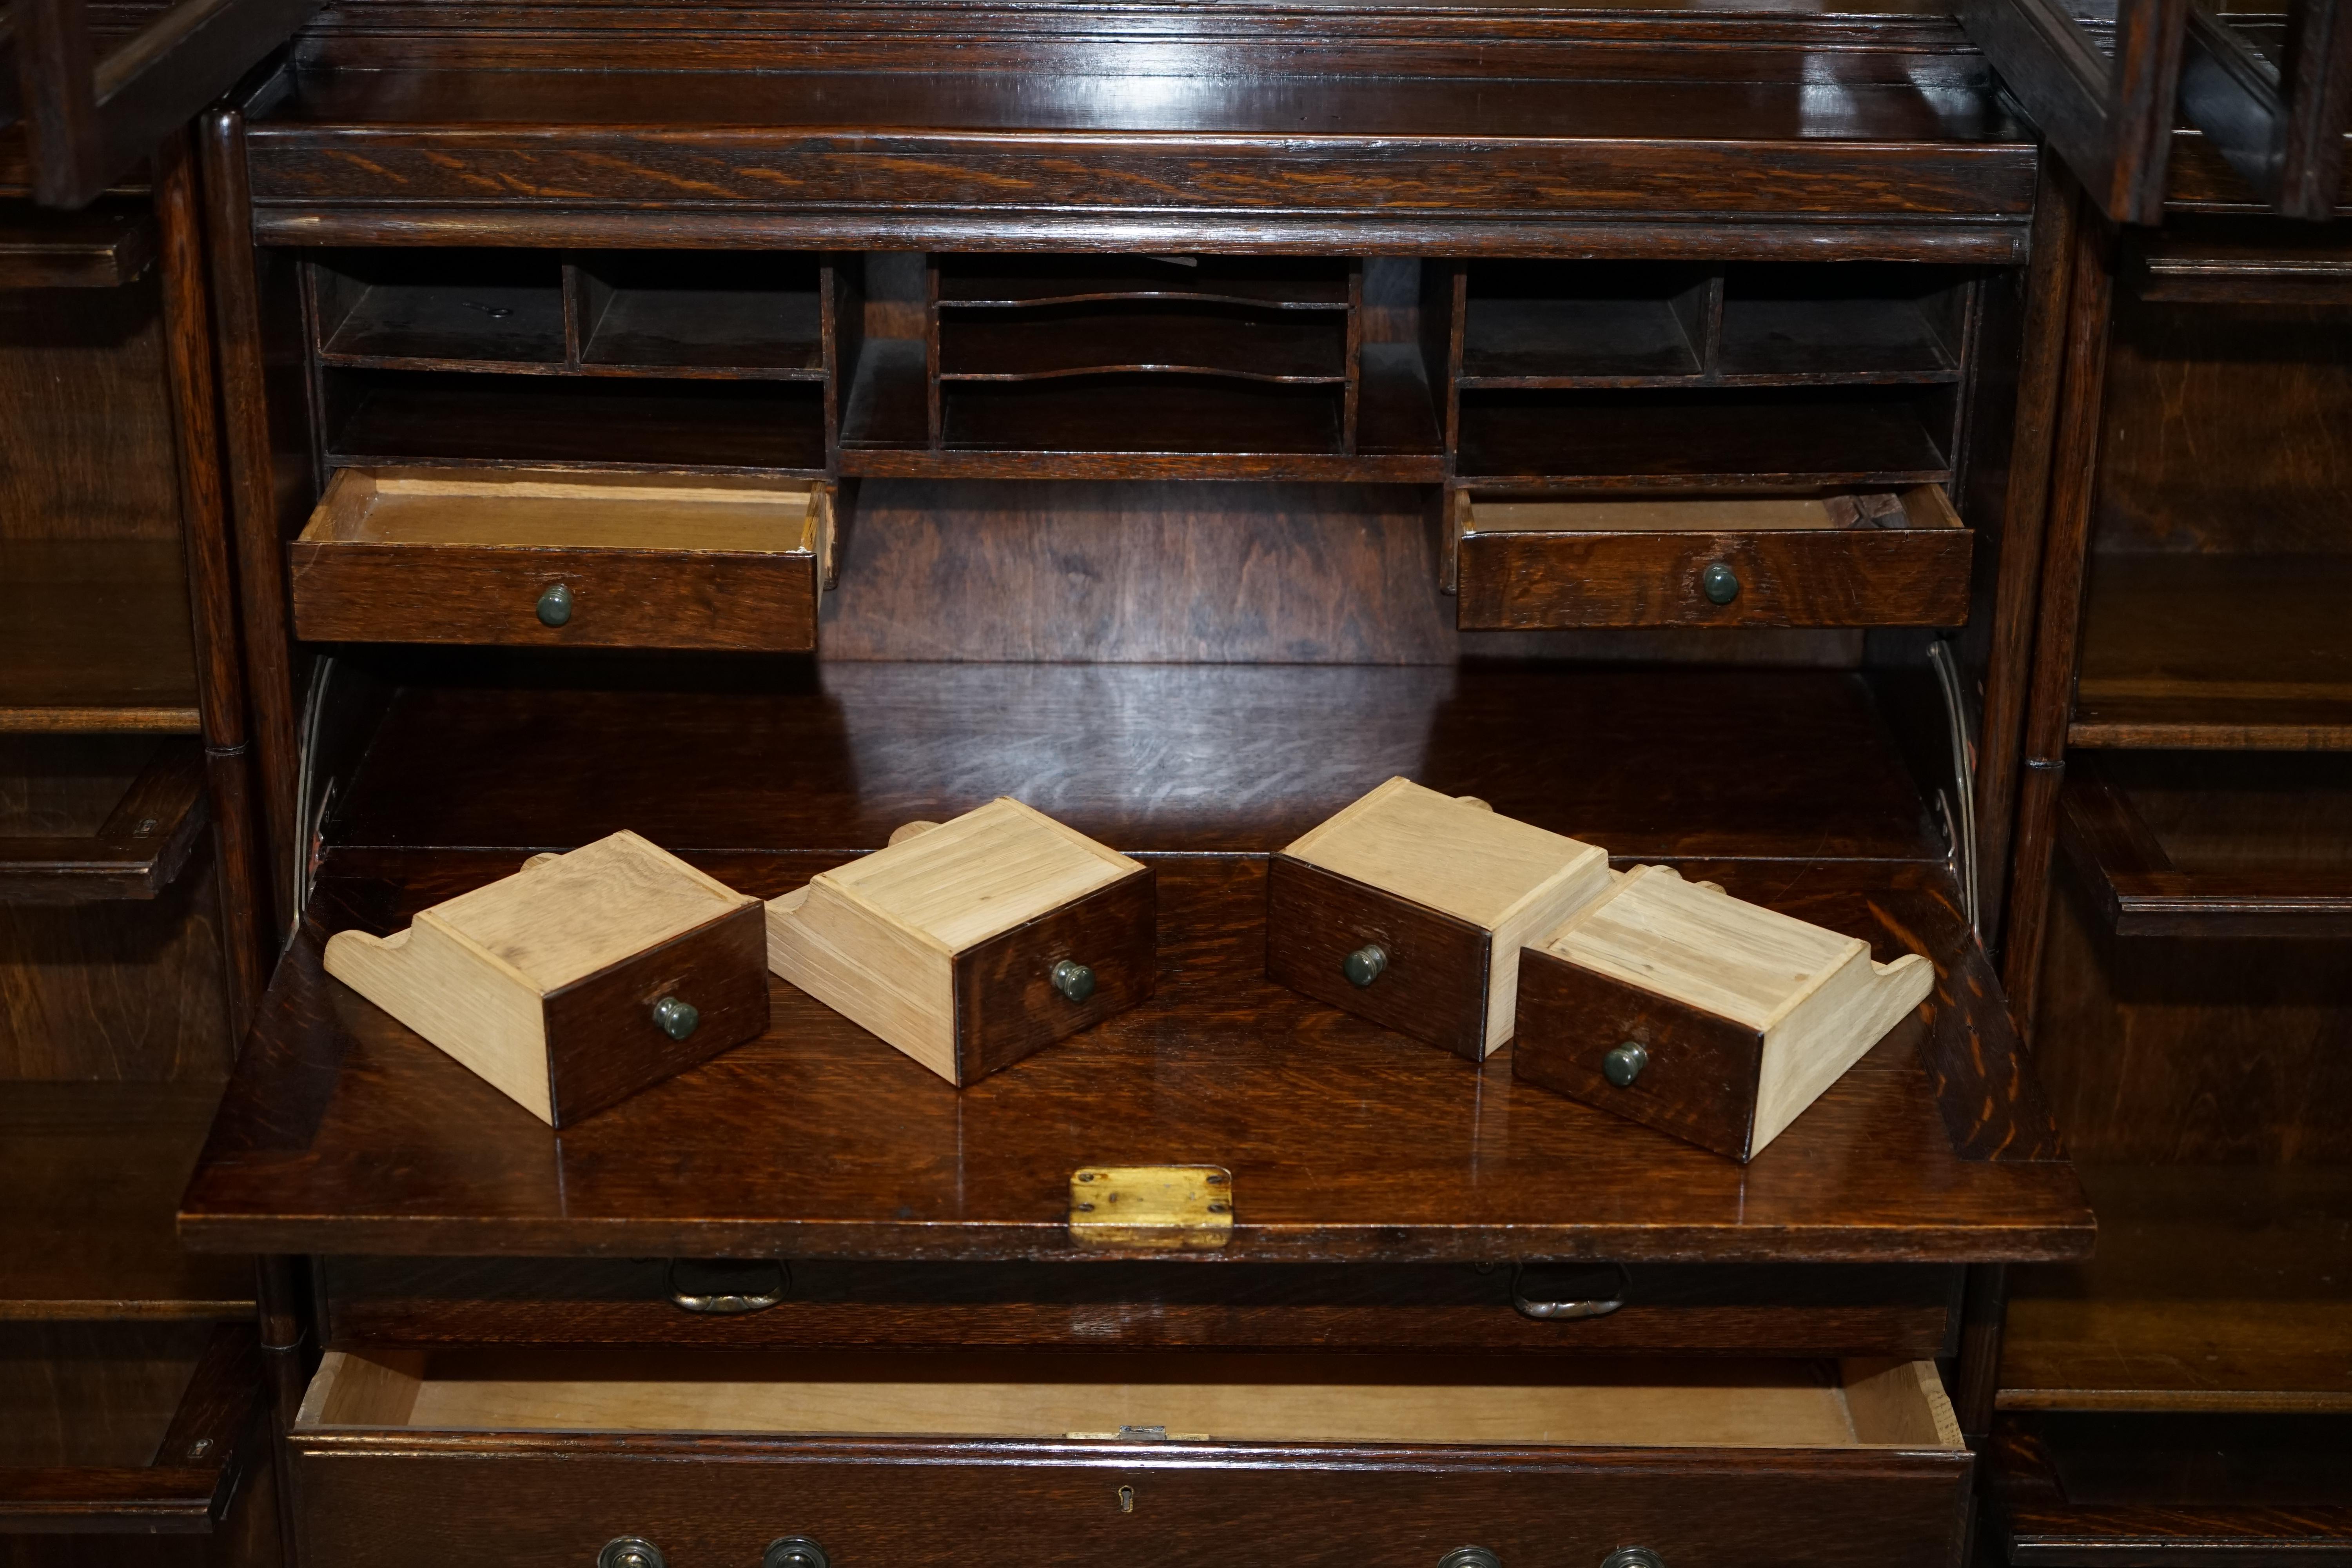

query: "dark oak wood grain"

left=0, top=1082, right=252, bottom=1319
left=318, top=1254, right=1962, bottom=1357
left=290, top=1414, right=1974, bottom=1568
left=956, top=865, right=1157, bottom=1085
left=1454, top=512, right=1973, bottom=629
left=288, top=541, right=822, bottom=653
left=2002, top=1167, right=2352, bottom=1413
left=541, top=899, right=772, bottom=1129
left=0, top=736, right=209, bottom=904
left=1263, top=853, right=1491, bottom=1061
left=0, top=203, right=154, bottom=289
left=0, top=1321, right=260, bottom=1533
left=0, top=542, right=200, bottom=733
left=1514, top=944, right=1767, bottom=1161
left=180, top=853, right=2087, bottom=1263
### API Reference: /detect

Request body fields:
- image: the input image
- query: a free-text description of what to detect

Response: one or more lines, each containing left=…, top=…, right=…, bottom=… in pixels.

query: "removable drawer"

left=294, top=1348, right=1971, bottom=1568
left=289, top=466, right=831, bottom=651
left=1455, top=486, right=1971, bottom=629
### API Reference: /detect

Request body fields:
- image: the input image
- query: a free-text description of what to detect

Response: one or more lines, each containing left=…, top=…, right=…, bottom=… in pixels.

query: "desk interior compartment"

left=288, top=466, right=829, bottom=652
left=573, top=252, right=826, bottom=377
left=1456, top=484, right=1971, bottom=628
left=311, top=249, right=567, bottom=370
left=292, top=1347, right=1970, bottom=1568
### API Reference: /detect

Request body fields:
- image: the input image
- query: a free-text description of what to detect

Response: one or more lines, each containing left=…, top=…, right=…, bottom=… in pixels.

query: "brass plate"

left=1069, top=1165, right=1232, bottom=1251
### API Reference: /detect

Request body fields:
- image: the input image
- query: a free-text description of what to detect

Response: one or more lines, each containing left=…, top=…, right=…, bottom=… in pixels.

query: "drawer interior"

left=299, top=1350, right=1962, bottom=1450
left=297, top=467, right=819, bottom=554
left=1465, top=485, right=1960, bottom=537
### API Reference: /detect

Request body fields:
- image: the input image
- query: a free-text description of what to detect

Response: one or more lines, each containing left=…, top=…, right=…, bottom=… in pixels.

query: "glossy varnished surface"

left=181, top=848, right=2087, bottom=1261
left=320, top=662, right=1945, bottom=863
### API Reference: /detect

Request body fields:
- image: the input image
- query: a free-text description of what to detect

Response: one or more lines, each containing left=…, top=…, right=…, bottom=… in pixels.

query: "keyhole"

left=1116, top=1486, right=1135, bottom=1514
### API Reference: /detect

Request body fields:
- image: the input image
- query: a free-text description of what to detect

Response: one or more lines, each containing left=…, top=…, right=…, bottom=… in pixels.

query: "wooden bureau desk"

left=120, top=0, right=2116, bottom=1562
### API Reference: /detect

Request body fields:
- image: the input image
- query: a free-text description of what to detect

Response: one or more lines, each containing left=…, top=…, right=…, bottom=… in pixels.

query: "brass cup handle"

left=666, top=1258, right=789, bottom=1315
left=598, top=1539, right=665, bottom=1568
left=765, top=1537, right=831, bottom=1568
left=1512, top=1261, right=1630, bottom=1321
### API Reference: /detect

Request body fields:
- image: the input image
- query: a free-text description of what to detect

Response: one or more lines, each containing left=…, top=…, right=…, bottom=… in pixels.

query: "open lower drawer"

left=1454, top=486, right=1971, bottom=629
left=288, top=466, right=833, bottom=652
left=294, top=1349, right=1970, bottom=1568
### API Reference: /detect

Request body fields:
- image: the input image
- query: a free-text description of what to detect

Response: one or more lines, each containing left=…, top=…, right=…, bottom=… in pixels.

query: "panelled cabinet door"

left=1953, top=0, right=2192, bottom=225
left=8, top=0, right=316, bottom=207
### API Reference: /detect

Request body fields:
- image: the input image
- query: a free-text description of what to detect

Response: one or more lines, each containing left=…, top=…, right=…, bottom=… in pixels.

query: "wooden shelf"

left=1715, top=296, right=1958, bottom=382
left=0, top=541, right=199, bottom=734
left=0, top=1319, right=262, bottom=1533
left=938, top=307, right=1347, bottom=383
left=1989, top=1412, right=2352, bottom=1563
left=937, top=256, right=1351, bottom=310
left=2001, top=1166, right=2352, bottom=1413
left=0, top=736, right=211, bottom=904
left=2073, top=554, right=2352, bottom=750
left=2059, top=752, right=2352, bottom=938
left=328, top=372, right=828, bottom=474
left=580, top=286, right=823, bottom=377
left=0, top=1082, right=252, bottom=1320
left=1459, top=296, right=1706, bottom=385
left=315, top=251, right=568, bottom=370
left=0, top=202, right=156, bottom=289
left=1455, top=390, right=1952, bottom=487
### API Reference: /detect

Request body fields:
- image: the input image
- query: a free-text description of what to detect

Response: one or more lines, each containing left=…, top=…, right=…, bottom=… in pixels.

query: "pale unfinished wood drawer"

left=1455, top=486, right=1972, bottom=629
left=291, top=1348, right=1971, bottom=1568
left=287, top=466, right=831, bottom=652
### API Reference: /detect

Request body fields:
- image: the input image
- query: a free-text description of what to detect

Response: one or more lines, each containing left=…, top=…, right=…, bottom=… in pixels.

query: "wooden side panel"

left=1513, top=945, right=1765, bottom=1161
left=1263, top=853, right=1490, bottom=1061
left=544, top=902, right=771, bottom=1127
left=287, top=542, right=820, bottom=651
left=1456, top=525, right=1974, bottom=628
left=953, top=865, right=1156, bottom=1085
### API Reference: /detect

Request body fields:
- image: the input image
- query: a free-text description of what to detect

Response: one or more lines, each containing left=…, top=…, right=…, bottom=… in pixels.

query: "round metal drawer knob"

left=651, top=996, right=700, bottom=1040
left=1602, top=1041, right=1648, bottom=1087
left=1700, top=562, right=1740, bottom=604
left=1601, top=1550, right=1666, bottom=1568
left=1051, top=959, right=1096, bottom=1003
left=765, top=1537, right=831, bottom=1568
left=1343, top=943, right=1388, bottom=987
left=597, top=1538, right=666, bottom=1568
left=537, top=581, right=574, bottom=626
left=1439, top=1549, right=1503, bottom=1568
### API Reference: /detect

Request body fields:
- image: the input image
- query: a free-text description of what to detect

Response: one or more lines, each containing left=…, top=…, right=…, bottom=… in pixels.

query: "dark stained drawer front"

left=319, top=1258, right=1961, bottom=1358
left=1455, top=486, right=1972, bottom=629
left=288, top=466, right=829, bottom=651
left=293, top=1349, right=1973, bottom=1568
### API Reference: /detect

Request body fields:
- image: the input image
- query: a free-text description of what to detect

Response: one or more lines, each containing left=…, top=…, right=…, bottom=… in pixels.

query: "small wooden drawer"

left=1267, top=777, right=1609, bottom=1060
left=1455, top=485, right=1972, bottom=628
left=292, top=1347, right=1971, bottom=1568
left=324, top=831, right=770, bottom=1127
left=1513, top=865, right=1933, bottom=1162
left=289, top=466, right=832, bottom=651
left=767, top=798, right=1156, bottom=1086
